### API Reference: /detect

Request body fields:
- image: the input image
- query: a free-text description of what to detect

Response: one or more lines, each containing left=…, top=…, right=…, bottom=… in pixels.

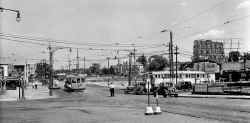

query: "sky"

left=1, top=0, right=250, bottom=69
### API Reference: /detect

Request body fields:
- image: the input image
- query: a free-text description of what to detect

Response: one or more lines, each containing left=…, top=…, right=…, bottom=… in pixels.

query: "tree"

left=147, top=55, right=168, bottom=71
left=101, top=66, right=115, bottom=75
left=136, top=54, right=147, bottom=72
left=35, top=62, right=50, bottom=80
left=101, top=67, right=109, bottom=75
left=109, top=66, right=115, bottom=75
left=89, top=63, right=101, bottom=75
left=228, top=51, right=240, bottom=62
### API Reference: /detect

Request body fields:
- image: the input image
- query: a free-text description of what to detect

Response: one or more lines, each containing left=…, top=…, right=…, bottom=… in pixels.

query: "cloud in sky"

left=180, top=1, right=188, bottom=7
left=237, top=0, right=250, bottom=9
left=195, top=29, right=225, bottom=38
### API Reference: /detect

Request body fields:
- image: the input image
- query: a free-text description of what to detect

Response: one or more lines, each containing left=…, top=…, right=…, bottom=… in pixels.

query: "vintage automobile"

left=5, top=77, right=20, bottom=90
left=176, top=81, right=192, bottom=90
left=157, top=82, right=178, bottom=97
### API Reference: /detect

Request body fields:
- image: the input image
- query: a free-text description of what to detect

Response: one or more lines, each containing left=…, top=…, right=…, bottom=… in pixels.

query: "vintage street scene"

left=1, top=0, right=250, bottom=123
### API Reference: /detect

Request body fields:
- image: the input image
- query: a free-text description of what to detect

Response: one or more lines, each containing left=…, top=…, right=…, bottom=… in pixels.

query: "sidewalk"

left=87, top=81, right=128, bottom=89
left=0, top=84, right=57, bottom=101
left=179, top=92, right=250, bottom=99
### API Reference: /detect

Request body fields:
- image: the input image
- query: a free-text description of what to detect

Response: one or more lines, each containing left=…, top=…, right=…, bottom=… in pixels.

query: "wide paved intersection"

left=1, top=83, right=250, bottom=123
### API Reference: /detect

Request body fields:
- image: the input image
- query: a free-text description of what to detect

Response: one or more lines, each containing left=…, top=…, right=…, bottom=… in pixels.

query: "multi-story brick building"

left=193, top=40, right=225, bottom=63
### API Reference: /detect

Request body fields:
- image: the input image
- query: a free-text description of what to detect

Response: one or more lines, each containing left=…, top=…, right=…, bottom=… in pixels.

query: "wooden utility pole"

left=133, top=48, right=136, bottom=72
left=107, top=57, right=110, bottom=70
left=68, top=48, right=72, bottom=73
left=244, top=53, right=246, bottom=72
left=76, top=48, right=80, bottom=74
left=48, top=45, right=53, bottom=96
left=128, top=52, right=132, bottom=86
left=84, top=56, right=86, bottom=73
left=107, top=57, right=111, bottom=86
left=42, top=59, right=46, bottom=82
left=133, top=48, right=136, bottom=84
left=174, top=46, right=179, bottom=85
left=25, top=59, right=28, bottom=85
left=117, top=50, right=120, bottom=74
left=169, top=31, right=174, bottom=83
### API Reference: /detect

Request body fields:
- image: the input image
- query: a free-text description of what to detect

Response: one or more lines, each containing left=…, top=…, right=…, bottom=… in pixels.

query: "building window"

left=179, top=74, right=182, bottom=78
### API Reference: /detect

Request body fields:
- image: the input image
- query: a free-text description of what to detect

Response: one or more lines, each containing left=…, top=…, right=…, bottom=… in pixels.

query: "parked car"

left=5, top=77, right=20, bottom=90
left=176, top=81, right=192, bottom=90
left=157, top=82, right=178, bottom=97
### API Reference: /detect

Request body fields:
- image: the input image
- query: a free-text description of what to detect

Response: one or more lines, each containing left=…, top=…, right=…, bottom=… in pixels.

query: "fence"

left=193, top=82, right=250, bottom=95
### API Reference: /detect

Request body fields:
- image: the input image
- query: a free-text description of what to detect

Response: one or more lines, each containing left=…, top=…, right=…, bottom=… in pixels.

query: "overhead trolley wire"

left=176, top=13, right=250, bottom=42
left=170, top=0, right=226, bottom=30
left=0, top=32, right=164, bottom=48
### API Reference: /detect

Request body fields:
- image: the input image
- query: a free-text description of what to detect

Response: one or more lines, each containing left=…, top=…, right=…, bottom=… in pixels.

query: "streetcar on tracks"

left=64, top=74, right=87, bottom=92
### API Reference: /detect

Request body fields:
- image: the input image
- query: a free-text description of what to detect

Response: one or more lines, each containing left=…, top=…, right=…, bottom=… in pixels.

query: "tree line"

left=35, top=54, right=169, bottom=78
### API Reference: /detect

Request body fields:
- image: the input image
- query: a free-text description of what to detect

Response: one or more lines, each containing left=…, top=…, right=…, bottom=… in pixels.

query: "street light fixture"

left=161, top=28, right=174, bottom=83
left=16, top=11, right=21, bottom=22
left=0, top=6, right=21, bottom=22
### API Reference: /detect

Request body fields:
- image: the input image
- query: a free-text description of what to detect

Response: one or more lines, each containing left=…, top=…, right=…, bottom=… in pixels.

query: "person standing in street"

left=34, top=80, right=38, bottom=89
left=0, top=78, right=2, bottom=89
left=109, top=82, right=115, bottom=97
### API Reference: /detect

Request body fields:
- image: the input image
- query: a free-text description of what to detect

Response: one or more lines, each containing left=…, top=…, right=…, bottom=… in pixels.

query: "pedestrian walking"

left=109, top=82, right=115, bottom=97
left=32, top=82, right=35, bottom=88
left=34, top=80, right=38, bottom=89
left=0, top=79, right=2, bottom=89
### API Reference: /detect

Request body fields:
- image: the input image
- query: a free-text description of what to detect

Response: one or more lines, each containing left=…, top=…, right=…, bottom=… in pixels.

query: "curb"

left=178, top=95, right=250, bottom=100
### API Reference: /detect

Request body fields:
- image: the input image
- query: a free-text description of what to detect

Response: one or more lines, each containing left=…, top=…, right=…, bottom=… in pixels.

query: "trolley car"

left=64, top=74, right=87, bottom=92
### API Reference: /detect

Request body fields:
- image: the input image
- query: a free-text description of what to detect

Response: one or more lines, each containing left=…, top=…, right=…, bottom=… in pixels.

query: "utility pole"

left=107, top=57, right=110, bottom=70
left=169, top=31, right=174, bottom=83
left=116, top=50, right=120, bottom=74
left=107, top=57, right=111, bottom=86
left=68, top=48, right=72, bottom=73
left=48, top=45, right=53, bottom=96
left=133, top=48, right=136, bottom=84
left=76, top=48, right=80, bottom=74
left=84, top=56, right=86, bottom=73
left=42, top=59, right=46, bottom=83
left=25, top=59, right=28, bottom=86
left=244, top=53, right=246, bottom=77
left=174, top=46, right=179, bottom=85
left=128, top=52, right=132, bottom=86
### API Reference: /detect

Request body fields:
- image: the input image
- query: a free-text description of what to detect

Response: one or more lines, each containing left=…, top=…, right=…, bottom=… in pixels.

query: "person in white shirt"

left=109, top=82, right=115, bottom=97
left=34, top=80, right=38, bottom=89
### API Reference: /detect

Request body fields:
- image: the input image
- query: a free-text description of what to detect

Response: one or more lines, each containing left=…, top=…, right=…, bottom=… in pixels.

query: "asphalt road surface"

left=1, top=83, right=250, bottom=123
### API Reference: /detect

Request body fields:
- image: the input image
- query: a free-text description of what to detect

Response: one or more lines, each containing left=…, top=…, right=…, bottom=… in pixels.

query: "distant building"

left=0, top=64, right=9, bottom=78
left=193, top=40, right=225, bottom=63
left=193, top=62, right=220, bottom=73
left=26, top=64, right=36, bottom=75
left=114, top=61, right=144, bottom=76
left=222, top=62, right=243, bottom=71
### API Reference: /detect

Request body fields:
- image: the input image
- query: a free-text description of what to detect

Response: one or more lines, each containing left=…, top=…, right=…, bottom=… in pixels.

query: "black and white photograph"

left=1, top=0, right=250, bottom=123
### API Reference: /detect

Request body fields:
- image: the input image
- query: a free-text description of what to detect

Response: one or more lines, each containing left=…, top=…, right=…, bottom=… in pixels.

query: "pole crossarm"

left=49, top=46, right=71, bottom=53
left=0, top=7, right=19, bottom=12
